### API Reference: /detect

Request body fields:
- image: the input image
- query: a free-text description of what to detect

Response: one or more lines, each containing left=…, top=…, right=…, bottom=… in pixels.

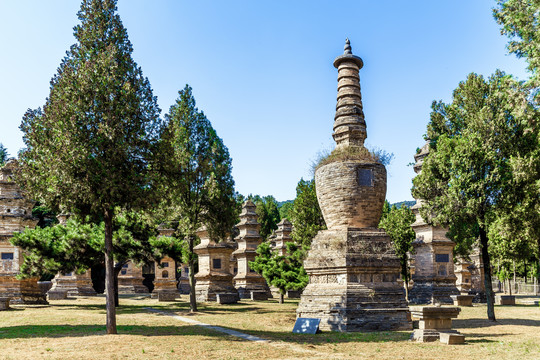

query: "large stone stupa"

left=296, top=39, right=411, bottom=331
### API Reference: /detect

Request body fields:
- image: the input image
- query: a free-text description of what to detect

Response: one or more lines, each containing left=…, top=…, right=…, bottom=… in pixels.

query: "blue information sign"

left=292, top=318, right=321, bottom=334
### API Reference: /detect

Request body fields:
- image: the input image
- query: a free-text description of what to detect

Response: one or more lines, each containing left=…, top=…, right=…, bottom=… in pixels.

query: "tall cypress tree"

left=18, top=0, right=160, bottom=334
left=155, top=85, right=237, bottom=312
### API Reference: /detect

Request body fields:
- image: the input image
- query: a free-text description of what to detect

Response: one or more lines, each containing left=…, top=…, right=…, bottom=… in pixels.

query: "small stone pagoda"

left=232, top=200, right=270, bottom=299
left=194, top=226, right=238, bottom=302
left=271, top=218, right=293, bottom=256
left=468, top=246, right=486, bottom=302
left=48, top=213, right=96, bottom=297
left=409, top=142, right=459, bottom=304
left=152, top=226, right=178, bottom=300
left=0, top=159, right=46, bottom=304
left=296, top=40, right=411, bottom=331
left=454, top=258, right=472, bottom=293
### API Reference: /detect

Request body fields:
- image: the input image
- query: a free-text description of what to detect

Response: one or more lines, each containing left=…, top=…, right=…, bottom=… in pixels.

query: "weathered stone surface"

left=451, top=295, right=474, bottom=307
left=439, top=332, right=465, bottom=345
left=454, top=258, right=472, bottom=293
left=250, top=290, right=269, bottom=301
left=409, top=142, right=459, bottom=305
left=232, top=201, right=270, bottom=299
left=297, top=229, right=411, bottom=331
left=496, top=295, right=515, bottom=305
left=0, top=160, right=47, bottom=305
left=49, top=270, right=97, bottom=297
left=410, top=306, right=463, bottom=343
left=157, top=290, right=177, bottom=302
left=151, top=227, right=179, bottom=299
left=0, top=297, right=10, bottom=310
left=468, top=248, right=486, bottom=303
left=194, top=227, right=239, bottom=302
left=216, top=293, right=238, bottom=304
left=118, top=261, right=148, bottom=294
left=47, top=289, right=68, bottom=300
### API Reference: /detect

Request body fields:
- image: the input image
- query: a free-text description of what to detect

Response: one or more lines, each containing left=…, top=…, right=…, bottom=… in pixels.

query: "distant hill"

left=277, top=200, right=293, bottom=207
left=391, top=200, right=416, bottom=209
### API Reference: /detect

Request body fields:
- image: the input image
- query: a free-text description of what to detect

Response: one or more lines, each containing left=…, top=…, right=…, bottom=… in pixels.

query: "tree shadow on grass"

left=0, top=324, right=238, bottom=340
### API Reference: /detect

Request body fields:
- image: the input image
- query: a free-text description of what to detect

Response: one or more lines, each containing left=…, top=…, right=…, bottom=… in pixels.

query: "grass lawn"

left=0, top=295, right=539, bottom=359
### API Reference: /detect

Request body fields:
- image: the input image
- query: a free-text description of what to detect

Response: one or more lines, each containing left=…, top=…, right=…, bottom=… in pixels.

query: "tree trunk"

left=188, top=235, right=197, bottom=313
left=508, top=277, right=512, bottom=296
left=113, top=262, right=126, bottom=307
left=479, top=226, right=496, bottom=322
left=279, top=292, right=284, bottom=304
left=513, top=260, right=516, bottom=295
left=104, top=208, right=117, bottom=334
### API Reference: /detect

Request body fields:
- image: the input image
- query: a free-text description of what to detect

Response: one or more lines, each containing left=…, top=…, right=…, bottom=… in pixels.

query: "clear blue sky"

left=0, top=1, right=529, bottom=203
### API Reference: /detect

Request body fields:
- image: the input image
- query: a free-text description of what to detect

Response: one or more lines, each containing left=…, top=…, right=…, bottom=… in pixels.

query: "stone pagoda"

left=296, top=40, right=411, bottom=331
left=194, top=226, right=238, bottom=302
left=152, top=226, right=178, bottom=301
left=454, top=258, right=472, bottom=293
left=48, top=213, right=97, bottom=297
left=468, top=246, right=486, bottom=302
left=232, top=200, right=270, bottom=299
left=408, top=142, right=459, bottom=304
left=271, top=218, right=293, bottom=256
left=0, top=159, right=47, bottom=304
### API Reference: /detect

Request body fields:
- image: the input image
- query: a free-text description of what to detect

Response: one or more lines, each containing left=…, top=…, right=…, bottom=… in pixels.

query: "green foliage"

left=156, top=85, right=237, bottom=242
left=494, top=0, right=540, bottom=85
left=0, top=143, right=8, bottom=167
left=379, top=205, right=415, bottom=284
left=249, top=242, right=308, bottom=297
left=18, top=0, right=161, bottom=221
left=11, top=211, right=157, bottom=279
left=155, top=85, right=237, bottom=312
left=278, top=201, right=293, bottom=221
left=290, top=179, right=326, bottom=247
left=412, top=71, right=538, bottom=321
left=252, top=195, right=280, bottom=240
left=32, top=204, right=59, bottom=228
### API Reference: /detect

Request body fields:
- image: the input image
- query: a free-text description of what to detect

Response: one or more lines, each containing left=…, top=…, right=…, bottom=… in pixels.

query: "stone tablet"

left=292, top=318, right=320, bottom=334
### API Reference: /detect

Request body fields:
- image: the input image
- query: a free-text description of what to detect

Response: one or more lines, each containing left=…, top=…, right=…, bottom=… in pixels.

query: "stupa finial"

left=344, top=38, right=352, bottom=54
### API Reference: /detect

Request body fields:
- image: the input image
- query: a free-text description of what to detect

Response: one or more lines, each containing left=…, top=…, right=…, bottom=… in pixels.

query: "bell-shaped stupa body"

left=315, top=39, right=386, bottom=230
left=296, top=40, right=411, bottom=332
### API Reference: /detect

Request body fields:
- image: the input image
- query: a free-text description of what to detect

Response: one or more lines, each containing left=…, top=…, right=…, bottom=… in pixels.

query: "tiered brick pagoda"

left=0, top=159, right=46, bottom=304
left=468, top=246, right=486, bottom=302
left=296, top=40, right=411, bottom=331
left=271, top=218, right=293, bottom=256
left=454, top=258, right=472, bottom=293
left=269, top=218, right=301, bottom=299
left=48, top=213, right=96, bottom=297
left=409, top=142, right=459, bottom=304
left=232, top=200, right=270, bottom=299
left=194, top=226, right=238, bottom=302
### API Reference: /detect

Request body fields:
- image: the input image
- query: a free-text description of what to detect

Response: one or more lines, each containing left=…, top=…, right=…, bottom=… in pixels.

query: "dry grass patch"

left=1, top=295, right=539, bottom=359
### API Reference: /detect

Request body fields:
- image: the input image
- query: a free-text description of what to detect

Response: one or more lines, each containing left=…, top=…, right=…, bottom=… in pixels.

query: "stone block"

left=250, top=291, right=269, bottom=301
left=496, top=295, right=515, bottom=305
left=216, top=293, right=238, bottom=304
left=440, top=332, right=465, bottom=345
left=157, top=291, right=177, bottom=302
left=47, top=290, right=67, bottom=300
left=451, top=295, right=474, bottom=307
left=0, top=297, right=10, bottom=310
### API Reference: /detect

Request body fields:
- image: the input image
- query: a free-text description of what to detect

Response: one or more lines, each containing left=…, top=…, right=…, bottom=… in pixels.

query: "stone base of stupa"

left=118, top=277, right=148, bottom=294
left=49, top=275, right=97, bottom=297
left=408, top=278, right=460, bottom=305
left=234, top=277, right=271, bottom=299
left=0, top=275, right=48, bottom=304
left=296, top=228, right=411, bottom=332
left=195, top=274, right=239, bottom=303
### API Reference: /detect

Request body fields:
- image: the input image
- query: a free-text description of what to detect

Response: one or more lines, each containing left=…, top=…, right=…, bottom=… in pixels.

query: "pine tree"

left=17, top=0, right=161, bottom=334
left=290, top=179, right=326, bottom=247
